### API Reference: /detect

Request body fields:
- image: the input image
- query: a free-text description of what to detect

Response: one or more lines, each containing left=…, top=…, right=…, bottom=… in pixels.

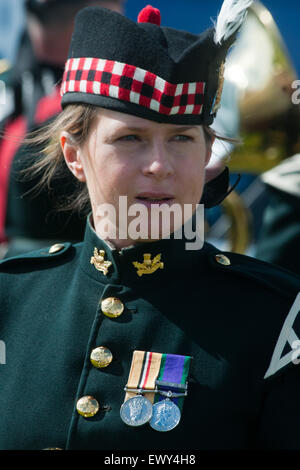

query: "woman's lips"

left=135, top=193, right=175, bottom=207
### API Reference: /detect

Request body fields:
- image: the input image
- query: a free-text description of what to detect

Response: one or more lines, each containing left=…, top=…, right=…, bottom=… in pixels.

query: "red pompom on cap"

left=137, top=5, right=161, bottom=26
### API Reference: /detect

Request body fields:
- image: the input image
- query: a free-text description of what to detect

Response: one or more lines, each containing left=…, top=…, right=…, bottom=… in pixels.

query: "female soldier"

left=0, top=2, right=300, bottom=451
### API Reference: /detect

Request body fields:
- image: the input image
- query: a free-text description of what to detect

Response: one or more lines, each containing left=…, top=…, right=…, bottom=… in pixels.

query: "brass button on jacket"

left=101, top=297, right=124, bottom=318
left=76, top=396, right=99, bottom=418
left=215, top=254, right=231, bottom=266
left=43, top=447, right=63, bottom=450
left=49, top=244, right=65, bottom=254
left=90, top=346, right=113, bottom=368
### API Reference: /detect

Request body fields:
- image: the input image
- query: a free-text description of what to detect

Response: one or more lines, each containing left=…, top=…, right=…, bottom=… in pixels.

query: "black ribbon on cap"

left=200, top=167, right=241, bottom=208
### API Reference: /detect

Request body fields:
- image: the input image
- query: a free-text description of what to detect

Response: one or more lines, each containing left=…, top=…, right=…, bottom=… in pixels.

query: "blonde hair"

left=22, top=104, right=98, bottom=214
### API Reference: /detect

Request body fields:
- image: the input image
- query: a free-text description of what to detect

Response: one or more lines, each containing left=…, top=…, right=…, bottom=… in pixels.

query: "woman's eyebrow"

left=169, top=126, right=198, bottom=133
left=122, top=126, right=147, bottom=132
left=116, top=125, right=198, bottom=132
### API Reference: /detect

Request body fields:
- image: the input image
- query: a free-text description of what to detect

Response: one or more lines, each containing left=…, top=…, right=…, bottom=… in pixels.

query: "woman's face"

left=62, top=108, right=212, bottom=248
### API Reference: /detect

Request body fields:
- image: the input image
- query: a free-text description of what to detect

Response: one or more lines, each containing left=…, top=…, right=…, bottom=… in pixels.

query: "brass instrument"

left=0, top=59, right=10, bottom=75
left=208, top=1, right=300, bottom=253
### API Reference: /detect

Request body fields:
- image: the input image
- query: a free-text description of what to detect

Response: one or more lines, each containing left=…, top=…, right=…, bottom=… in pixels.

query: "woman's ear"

left=60, top=131, right=86, bottom=182
left=204, top=135, right=215, bottom=167
left=204, top=136, right=229, bottom=184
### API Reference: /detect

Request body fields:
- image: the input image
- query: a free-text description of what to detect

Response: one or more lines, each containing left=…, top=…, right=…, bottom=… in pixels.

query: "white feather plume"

left=214, top=0, right=253, bottom=45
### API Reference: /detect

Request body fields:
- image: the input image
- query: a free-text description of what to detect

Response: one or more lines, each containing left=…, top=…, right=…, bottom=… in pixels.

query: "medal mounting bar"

left=155, top=380, right=188, bottom=391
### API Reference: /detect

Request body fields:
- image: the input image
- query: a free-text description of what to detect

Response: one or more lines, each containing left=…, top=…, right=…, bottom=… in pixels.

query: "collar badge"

left=90, top=248, right=112, bottom=276
left=133, top=253, right=164, bottom=277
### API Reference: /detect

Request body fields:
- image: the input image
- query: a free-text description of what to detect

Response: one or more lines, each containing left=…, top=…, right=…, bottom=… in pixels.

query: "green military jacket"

left=0, top=218, right=300, bottom=450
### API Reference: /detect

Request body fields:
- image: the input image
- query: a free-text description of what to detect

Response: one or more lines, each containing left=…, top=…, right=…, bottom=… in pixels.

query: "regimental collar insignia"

left=132, top=253, right=164, bottom=277
left=90, top=248, right=112, bottom=276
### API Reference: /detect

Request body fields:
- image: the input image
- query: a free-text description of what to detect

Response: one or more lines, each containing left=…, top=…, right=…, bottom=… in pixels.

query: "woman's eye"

left=172, top=135, right=193, bottom=142
left=117, top=134, right=140, bottom=142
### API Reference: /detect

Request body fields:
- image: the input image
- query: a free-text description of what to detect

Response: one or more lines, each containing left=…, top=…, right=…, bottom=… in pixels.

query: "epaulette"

left=0, top=242, right=73, bottom=272
left=207, top=245, right=300, bottom=380
left=207, top=244, right=300, bottom=301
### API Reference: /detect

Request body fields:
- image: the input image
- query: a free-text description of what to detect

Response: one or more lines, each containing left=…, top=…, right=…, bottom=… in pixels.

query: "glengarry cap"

left=61, top=1, right=253, bottom=125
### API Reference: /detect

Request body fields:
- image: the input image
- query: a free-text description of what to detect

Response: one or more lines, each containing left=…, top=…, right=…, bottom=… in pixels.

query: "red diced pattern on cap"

left=61, top=58, right=205, bottom=116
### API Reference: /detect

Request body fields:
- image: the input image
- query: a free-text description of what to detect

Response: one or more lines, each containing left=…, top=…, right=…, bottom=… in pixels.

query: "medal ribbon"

left=125, top=350, right=162, bottom=404
left=154, top=353, right=191, bottom=410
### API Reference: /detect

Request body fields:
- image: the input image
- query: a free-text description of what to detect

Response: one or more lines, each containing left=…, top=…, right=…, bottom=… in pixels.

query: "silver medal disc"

left=149, top=399, right=181, bottom=432
left=120, top=395, right=153, bottom=427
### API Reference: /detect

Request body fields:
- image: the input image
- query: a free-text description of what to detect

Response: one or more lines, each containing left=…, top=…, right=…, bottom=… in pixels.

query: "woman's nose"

left=142, top=140, right=174, bottom=179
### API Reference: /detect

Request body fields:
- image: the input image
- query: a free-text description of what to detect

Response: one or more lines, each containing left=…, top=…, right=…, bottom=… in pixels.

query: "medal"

left=151, top=354, right=191, bottom=432
left=150, top=398, right=181, bottom=432
left=120, top=351, right=162, bottom=427
left=120, top=393, right=153, bottom=427
left=121, top=351, right=192, bottom=432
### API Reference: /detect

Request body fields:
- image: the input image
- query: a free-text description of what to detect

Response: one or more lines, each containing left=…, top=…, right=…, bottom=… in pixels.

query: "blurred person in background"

left=256, top=154, right=300, bottom=275
left=0, top=0, right=124, bottom=259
